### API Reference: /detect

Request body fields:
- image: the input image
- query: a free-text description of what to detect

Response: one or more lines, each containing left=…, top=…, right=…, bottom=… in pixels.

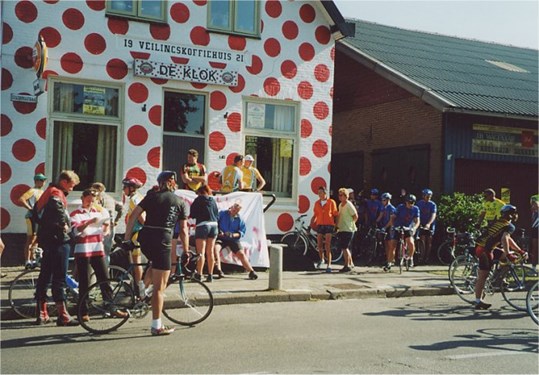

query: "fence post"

left=268, top=244, right=283, bottom=290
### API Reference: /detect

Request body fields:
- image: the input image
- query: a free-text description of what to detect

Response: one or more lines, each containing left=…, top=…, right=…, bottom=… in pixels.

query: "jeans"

left=35, top=242, right=70, bottom=302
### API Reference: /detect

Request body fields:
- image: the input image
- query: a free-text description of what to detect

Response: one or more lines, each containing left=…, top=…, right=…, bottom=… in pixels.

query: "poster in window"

left=83, top=86, right=106, bottom=115
left=280, top=139, right=292, bottom=158
left=247, top=103, right=265, bottom=129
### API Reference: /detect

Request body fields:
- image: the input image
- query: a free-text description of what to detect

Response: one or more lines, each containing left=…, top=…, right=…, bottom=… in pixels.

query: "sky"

left=332, top=0, right=539, bottom=49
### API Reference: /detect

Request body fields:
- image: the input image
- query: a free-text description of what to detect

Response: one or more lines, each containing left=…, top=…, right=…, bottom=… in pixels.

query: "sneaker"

left=193, top=273, right=202, bottom=282
left=315, top=261, right=322, bottom=269
left=474, top=301, right=492, bottom=310
left=248, top=271, right=258, bottom=280
left=205, top=274, right=213, bottom=283
left=25, top=261, right=33, bottom=270
left=325, top=267, right=332, bottom=273
left=339, top=266, right=351, bottom=273
left=408, top=259, right=414, bottom=268
left=151, top=325, right=175, bottom=336
left=383, top=263, right=393, bottom=272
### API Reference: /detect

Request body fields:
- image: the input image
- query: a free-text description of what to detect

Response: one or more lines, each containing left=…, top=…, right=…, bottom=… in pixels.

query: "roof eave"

left=318, top=1, right=356, bottom=40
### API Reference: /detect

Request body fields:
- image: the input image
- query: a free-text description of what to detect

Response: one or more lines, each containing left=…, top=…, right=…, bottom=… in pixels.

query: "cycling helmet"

left=370, top=188, right=379, bottom=196
left=422, top=188, right=433, bottom=196
left=405, top=194, right=417, bottom=203
left=381, top=192, right=392, bottom=200
left=500, top=204, right=517, bottom=216
left=122, top=177, right=143, bottom=188
left=157, top=170, right=177, bottom=184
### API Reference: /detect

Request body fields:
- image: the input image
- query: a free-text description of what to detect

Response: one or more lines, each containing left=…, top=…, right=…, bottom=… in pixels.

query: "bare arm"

left=177, top=219, right=189, bottom=253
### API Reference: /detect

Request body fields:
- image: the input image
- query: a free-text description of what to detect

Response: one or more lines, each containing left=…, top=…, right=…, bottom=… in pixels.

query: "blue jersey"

left=393, top=204, right=420, bottom=228
left=380, top=203, right=396, bottom=228
left=366, top=199, right=383, bottom=226
left=416, top=200, right=437, bottom=229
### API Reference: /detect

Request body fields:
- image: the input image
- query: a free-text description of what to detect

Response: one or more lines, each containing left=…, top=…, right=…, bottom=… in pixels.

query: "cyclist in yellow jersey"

left=18, top=173, right=47, bottom=268
left=240, top=154, right=266, bottom=192
left=180, top=149, right=207, bottom=191
left=220, top=154, right=245, bottom=193
left=476, top=188, right=505, bottom=228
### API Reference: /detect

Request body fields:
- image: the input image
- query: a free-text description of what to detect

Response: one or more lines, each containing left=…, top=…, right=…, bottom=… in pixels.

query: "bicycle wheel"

left=9, top=269, right=41, bottom=319
left=450, top=258, right=478, bottom=304
left=414, top=239, right=426, bottom=265
left=526, top=280, right=539, bottom=325
left=437, top=241, right=454, bottom=265
left=78, top=279, right=134, bottom=334
left=281, top=232, right=308, bottom=257
left=500, top=265, right=539, bottom=311
left=163, top=278, right=213, bottom=326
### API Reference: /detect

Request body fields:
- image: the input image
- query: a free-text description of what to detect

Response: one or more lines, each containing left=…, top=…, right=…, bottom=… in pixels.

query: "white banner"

left=175, top=190, right=269, bottom=268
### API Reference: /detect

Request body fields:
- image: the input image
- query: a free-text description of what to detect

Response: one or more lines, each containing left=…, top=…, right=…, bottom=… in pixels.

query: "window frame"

left=106, top=0, right=167, bottom=23
left=47, top=77, right=124, bottom=193
left=242, top=98, right=299, bottom=200
left=207, top=0, right=260, bottom=38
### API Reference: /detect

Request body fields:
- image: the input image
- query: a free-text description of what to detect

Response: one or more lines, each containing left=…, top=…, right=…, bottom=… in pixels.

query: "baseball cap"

left=244, top=155, right=254, bottom=162
left=34, top=173, right=47, bottom=181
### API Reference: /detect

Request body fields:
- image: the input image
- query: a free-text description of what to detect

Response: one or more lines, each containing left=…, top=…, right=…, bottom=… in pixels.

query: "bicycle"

left=394, top=226, right=413, bottom=274
left=413, top=227, right=429, bottom=265
left=451, top=251, right=538, bottom=311
left=526, top=280, right=538, bottom=325
left=280, top=214, right=342, bottom=263
left=437, top=227, right=478, bottom=265
left=359, top=227, right=386, bottom=266
left=8, top=247, right=129, bottom=319
left=78, top=245, right=213, bottom=334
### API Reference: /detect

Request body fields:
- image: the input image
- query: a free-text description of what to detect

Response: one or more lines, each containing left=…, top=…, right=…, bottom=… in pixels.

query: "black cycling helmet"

left=122, top=177, right=143, bottom=188
left=157, top=170, right=177, bottom=184
left=500, top=204, right=517, bottom=216
left=405, top=194, right=417, bottom=203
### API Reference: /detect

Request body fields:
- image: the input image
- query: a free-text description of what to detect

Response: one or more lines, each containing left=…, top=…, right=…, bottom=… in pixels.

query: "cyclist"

left=365, top=188, right=384, bottom=229
left=220, top=154, right=245, bottom=193
left=122, top=176, right=146, bottom=298
left=380, top=193, right=397, bottom=272
left=391, top=194, right=420, bottom=268
left=530, top=195, right=538, bottom=269
left=180, top=149, right=207, bottom=192
left=124, top=171, right=189, bottom=336
left=416, top=188, right=437, bottom=264
left=312, top=186, right=338, bottom=269
left=241, top=154, right=266, bottom=192
left=337, top=188, right=358, bottom=273
left=476, top=188, right=505, bottom=228
left=473, top=204, right=525, bottom=310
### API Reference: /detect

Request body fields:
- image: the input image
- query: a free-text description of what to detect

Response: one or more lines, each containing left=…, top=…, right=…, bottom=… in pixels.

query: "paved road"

left=1, top=294, right=537, bottom=374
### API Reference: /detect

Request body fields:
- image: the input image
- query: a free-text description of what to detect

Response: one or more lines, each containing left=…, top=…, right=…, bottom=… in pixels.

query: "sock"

left=475, top=298, right=481, bottom=304
left=151, top=318, right=162, bottom=330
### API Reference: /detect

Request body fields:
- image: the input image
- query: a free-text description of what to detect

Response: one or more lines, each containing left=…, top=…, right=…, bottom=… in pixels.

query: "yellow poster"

left=280, top=139, right=292, bottom=158
left=501, top=187, right=510, bottom=204
left=83, top=86, right=106, bottom=115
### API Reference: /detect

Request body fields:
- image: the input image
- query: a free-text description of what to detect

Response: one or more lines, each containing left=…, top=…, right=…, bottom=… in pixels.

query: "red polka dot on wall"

left=277, top=212, right=294, bottom=232
left=299, top=157, right=312, bottom=176
left=329, top=86, right=333, bottom=99
left=207, top=171, right=221, bottom=191
left=281, top=60, right=297, bottom=79
left=298, top=195, right=310, bottom=214
left=127, top=125, right=148, bottom=146
left=282, top=20, right=299, bottom=40
left=225, top=153, right=239, bottom=166
left=85, top=0, right=105, bottom=11
left=191, top=82, right=206, bottom=89
left=264, top=38, right=281, bottom=58
left=299, top=43, right=315, bottom=62
left=152, top=77, right=168, bottom=85
left=1, top=207, right=11, bottom=230
left=229, top=74, right=245, bottom=94
left=2, top=68, right=12, bottom=90
left=125, top=167, right=147, bottom=185
left=61, top=52, right=83, bottom=74
left=3, top=22, right=13, bottom=44
left=150, top=23, right=171, bottom=40
left=0, top=161, right=12, bottom=183
left=63, top=8, right=85, bottom=30
left=265, top=0, right=282, bottom=18
left=209, top=131, right=226, bottom=151
left=210, top=91, right=227, bottom=111
left=14, top=47, right=33, bottom=69
left=36, top=118, right=47, bottom=139
left=108, top=17, right=129, bottom=34
left=39, top=27, right=61, bottom=48
left=247, top=55, right=263, bottom=75
left=329, top=125, right=332, bottom=137
left=106, top=59, right=128, bottom=80
left=193, top=0, right=207, bottom=6
left=148, top=105, right=162, bottom=126
left=311, top=177, right=327, bottom=194
left=301, top=119, right=313, bottom=138
left=128, top=82, right=149, bottom=104
left=147, top=147, right=160, bottom=168
left=312, top=139, right=328, bottom=158
left=314, top=64, right=330, bottom=82
left=190, top=26, right=210, bottom=46
left=12, top=139, right=36, bottom=162
left=297, top=81, right=313, bottom=100
left=330, top=46, right=335, bottom=61
left=15, top=1, right=37, bottom=23
left=315, top=26, right=331, bottom=45
left=264, top=77, right=280, bottom=96
left=226, top=112, right=241, bottom=132
left=1, top=114, right=13, bottom=136
left=299, top=4, right=316, bottom=23
left=42, top=70, right=58, bottom=80
left=44, top=0, right=59, bottom=4
left=170, top=2, right=190, bottom=23
left=35, top=162, right=45, bottom=175
left=313, top=101, right=329, bottom=120
left=13, top=93, right=37, bottom=114
left=11, top=184, right=31, bottom=206
left=85, top=33, right=106, bottom=55
left=228, top=35, right=246, bottom=51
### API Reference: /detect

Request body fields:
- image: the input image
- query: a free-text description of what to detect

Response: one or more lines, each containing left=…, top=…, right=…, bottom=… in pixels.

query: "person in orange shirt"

left=312, top=186, right=338, bottom=269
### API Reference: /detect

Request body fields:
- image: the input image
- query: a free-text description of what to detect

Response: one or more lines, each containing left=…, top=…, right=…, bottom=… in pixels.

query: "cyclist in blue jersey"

left=365, top=188, right=384, bottom=228
left=416, top=188, right=437, bottom=264
left=380, top=193, right=397, bottom=271
left=391, top=194, right=420, bottom=268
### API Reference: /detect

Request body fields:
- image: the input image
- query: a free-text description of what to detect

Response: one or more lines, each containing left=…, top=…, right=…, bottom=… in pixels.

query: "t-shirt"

left=20, top=187, right=44, bottom=218
left=366, top=199, right=383, bottom=226
left=416, top=200, right=437, bottom=228
left=139, top=190, right=188, bottom=229
left=182, top=162, right=206, bottom=191
left=393, top=204, right=420, bottom=228
left=70, top=205, right=109, bottom=257
left=337, top=201, right=358, bottom=233
left=476, top=218, right=515, bottom=252
left=241, top=166, right=263, bottom=191
left=380, top=203, right=396, bottom=228
left=221, top=165, right=243, bottom=193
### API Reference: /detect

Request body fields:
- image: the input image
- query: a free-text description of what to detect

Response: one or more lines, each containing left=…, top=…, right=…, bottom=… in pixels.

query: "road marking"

left=447, top=351, right=528, bottom=360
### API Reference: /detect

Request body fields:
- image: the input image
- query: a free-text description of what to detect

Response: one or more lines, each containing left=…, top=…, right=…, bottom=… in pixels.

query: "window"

left=208, top=0, right=259, bottom=37
left=163, top=92, right=206, bottom=135
left=107, top=0, right=166, bottom=22
left=244, top=101, right=297, bottom=198
left=50, top=80, right=121, bottom=191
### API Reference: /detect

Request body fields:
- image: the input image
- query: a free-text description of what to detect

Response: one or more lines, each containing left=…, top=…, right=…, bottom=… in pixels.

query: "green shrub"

left=437, top=192, right=483, bottom=233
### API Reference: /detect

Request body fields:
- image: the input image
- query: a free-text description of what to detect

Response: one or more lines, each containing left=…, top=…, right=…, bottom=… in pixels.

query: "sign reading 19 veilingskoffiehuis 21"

left=133, top=59, right=238, bottom=86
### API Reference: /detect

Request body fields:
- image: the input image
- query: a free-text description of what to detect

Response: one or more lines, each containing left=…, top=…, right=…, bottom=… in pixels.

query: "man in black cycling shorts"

left=124, top=171, right=189, bottom=336
left=473, top=204, right=525, bottom=310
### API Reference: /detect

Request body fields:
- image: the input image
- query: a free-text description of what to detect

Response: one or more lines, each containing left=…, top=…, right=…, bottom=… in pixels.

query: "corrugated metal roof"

left=340, top=19, right=538, bottom=117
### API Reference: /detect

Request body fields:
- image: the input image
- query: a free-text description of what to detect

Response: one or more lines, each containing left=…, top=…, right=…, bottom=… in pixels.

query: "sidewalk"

left=0, top=263, right=454, bottom=321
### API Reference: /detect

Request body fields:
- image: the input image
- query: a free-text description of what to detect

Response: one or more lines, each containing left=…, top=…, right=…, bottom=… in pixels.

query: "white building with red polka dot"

left=0, top=1, right=354, bottom=242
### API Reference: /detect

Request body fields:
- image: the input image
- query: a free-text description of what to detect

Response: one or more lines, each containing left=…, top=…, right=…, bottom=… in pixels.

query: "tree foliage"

left=437, top=192, right=483, bottom=232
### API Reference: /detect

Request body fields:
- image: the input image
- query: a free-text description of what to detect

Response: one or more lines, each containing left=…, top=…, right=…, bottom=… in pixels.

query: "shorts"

left=131, top=232, right=141, bottom=257
left=195, top=222, right=218, bottom=239
left=216, top=238, right=242, bottom=253
left=419, top=227, right=434, bottom=237
left=138, top=226, right=172, bottom=271
left=317, top=225, right=334, bottom=235
left=26, top=217, right=37, bottom=236
left=475, top=245, right=494, bottom=271
left=385, top=228, right=397, bottom=240
left=337, top=231, right=354, bottom=250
